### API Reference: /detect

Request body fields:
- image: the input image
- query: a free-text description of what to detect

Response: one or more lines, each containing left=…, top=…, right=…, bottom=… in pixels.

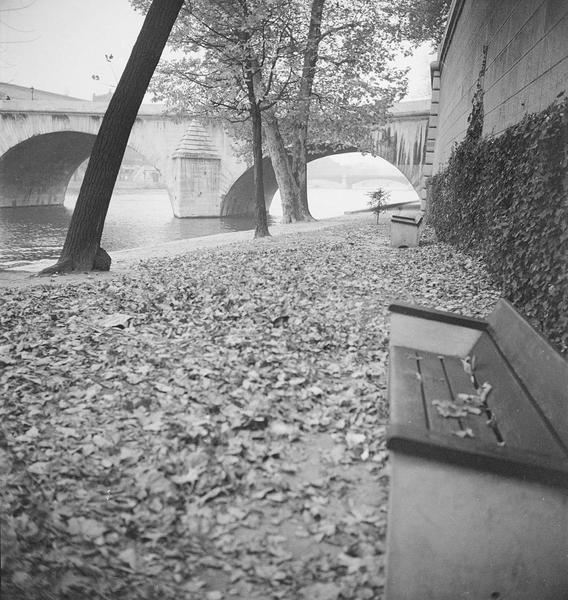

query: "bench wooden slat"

left=437, top=354, right=496, bottom=443
left=388, top=346, right=427, bottom=429
left=487, top=299, right=568, bottom=450
left=471, top=333, right=567, bottom=460
left=419, top=352, right=465, bottom=437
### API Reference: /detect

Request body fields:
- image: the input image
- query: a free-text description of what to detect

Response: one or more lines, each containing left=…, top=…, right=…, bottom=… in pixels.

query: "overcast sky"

left=0, top=0, right=435, bottom=101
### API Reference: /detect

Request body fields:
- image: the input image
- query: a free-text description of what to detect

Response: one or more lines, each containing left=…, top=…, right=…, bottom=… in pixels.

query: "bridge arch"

left=0, top=131, right=95, bottom=207
left=221, top=100, right=429, bottom=216
left=0, top=102, right=193, bottom=210
left=0, top=129, right=162, bottom=208
left=220, top=145, right=424, bottom=217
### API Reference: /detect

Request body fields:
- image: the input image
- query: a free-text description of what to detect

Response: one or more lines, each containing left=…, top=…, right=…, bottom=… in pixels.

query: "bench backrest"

left=487, top=299, right=568, bottom=451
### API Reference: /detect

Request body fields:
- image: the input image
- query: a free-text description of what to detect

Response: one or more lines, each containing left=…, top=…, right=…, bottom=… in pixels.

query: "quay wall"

left=430, top=0, right=568, bottom=173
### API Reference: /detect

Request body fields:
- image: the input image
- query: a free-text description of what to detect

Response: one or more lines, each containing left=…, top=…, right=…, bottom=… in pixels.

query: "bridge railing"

left=0, top=99, right=172, bottom=117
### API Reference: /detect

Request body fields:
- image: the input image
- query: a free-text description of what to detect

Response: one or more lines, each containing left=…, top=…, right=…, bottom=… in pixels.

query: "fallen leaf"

left=118, top=547, right=137, bottom=571
left=171, top=466, right=204, bottom=485
left=28, top=461, right=50, bottom=475
left=431, top=399, right=467, bottom=418
left=98, top=313, right=134, bottom=330
left=345, top=432, right=366, bottom=448
left=453, top=428, right=474, bottom=439
left=301, top=582, right=341, bottom=600
left=269, top=421, right=295, bottom=437
left=119, top=447, right=143, bottom=462
left=68, top=517, right=106, bottom=540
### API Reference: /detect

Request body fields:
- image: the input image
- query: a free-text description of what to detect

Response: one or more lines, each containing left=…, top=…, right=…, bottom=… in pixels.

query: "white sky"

left=0, top=0, right=435, bottom=101
left=0, top=0, right=145, bottom=99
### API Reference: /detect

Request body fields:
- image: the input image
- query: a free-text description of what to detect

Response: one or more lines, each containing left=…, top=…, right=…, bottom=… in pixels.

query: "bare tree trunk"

left=244, top=56, right=270, bottom=238
left=251, top=101, right=270, bottom=238
left=40, top=0, right=184, bottom=274
left=291, top=0, right=326, bottom=221
left=293, top=155, right=313, bottom=220
left=263, top=112, right=301, bottom=223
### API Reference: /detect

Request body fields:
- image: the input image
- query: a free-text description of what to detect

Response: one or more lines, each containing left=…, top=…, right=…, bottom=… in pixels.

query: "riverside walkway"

left=0, top=213, right=369, bottom=288
left=1, top=214, right=500, bottom=599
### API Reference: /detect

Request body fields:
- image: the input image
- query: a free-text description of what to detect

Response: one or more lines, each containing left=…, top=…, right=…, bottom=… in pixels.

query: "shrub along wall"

left=429, top=97, right=568, bottom=355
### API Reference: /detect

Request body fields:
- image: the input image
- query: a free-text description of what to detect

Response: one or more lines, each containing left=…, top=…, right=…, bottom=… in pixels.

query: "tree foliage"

left=397, top=0, right=452, bottom=46
left=137, top=0, right=411, bottom=222
left=132, top=0, right=291, bottom=234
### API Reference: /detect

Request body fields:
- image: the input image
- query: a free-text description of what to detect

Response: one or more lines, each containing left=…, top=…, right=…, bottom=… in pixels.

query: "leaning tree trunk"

left=40, top=0, right=184, bottom=274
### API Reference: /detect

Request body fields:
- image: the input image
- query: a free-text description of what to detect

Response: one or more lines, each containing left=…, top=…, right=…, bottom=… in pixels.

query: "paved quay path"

left=0, top=213, right=370, bottom=290
left=1, top=213, right=501, bottom=600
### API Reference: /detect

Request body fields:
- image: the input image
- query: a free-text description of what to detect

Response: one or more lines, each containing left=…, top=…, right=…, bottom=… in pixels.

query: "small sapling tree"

left=367, top=187, right=390, bottom=223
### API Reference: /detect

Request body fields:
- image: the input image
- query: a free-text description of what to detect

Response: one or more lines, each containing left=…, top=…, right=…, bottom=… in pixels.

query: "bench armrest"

left=389, top=303, right=488, bottom=329
left=388, top=303, right=488, bottom=356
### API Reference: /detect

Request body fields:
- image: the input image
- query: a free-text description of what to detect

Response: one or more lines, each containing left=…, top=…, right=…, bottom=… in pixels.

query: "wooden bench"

left=385, top=299, right=568, bottom=600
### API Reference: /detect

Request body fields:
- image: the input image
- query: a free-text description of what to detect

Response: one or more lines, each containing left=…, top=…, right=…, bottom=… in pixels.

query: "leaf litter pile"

left=1, top=219, right=500, bottom=600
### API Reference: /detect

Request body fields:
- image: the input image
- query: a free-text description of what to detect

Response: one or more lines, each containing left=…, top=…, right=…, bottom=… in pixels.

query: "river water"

left=0, top=183, right=418, bottom=269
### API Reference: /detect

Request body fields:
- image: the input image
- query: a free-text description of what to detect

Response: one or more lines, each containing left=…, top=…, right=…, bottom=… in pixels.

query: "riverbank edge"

left=0, top=213, right=374, bottom=290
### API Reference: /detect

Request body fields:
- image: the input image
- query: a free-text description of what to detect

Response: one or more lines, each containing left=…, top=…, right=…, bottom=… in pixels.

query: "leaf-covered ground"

left=0, top=218, right=501, bottom=600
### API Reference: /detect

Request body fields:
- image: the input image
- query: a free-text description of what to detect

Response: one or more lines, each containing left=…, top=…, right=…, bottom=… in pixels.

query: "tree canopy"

left=398, top=0, right=451, bottom=47
left=131, top=0, right=450, bottom=221
left=141, top=0, right=410, bottom=149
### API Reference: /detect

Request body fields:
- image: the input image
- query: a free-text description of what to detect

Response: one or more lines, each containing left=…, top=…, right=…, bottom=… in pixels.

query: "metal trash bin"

left=390, top=212, right=424, bottom=248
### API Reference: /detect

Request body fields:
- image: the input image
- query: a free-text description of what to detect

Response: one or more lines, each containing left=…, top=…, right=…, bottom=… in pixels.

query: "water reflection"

left=0, top=181, right=419, bottom=268
left=0, top=190, right=264, bottom=267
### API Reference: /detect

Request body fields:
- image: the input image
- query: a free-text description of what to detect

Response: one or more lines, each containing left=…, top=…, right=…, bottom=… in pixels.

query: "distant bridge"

left=0, top=93, right=429, bottom=217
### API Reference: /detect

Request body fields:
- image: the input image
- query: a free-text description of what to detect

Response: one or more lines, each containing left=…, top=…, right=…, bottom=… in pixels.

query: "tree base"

left=254, top=228, right=271, bottom=239
left=281, top=213, right=317, bottom=224
left=93, top=248, right=112, bottom=271
left=38, top=247, right=112, bottom=276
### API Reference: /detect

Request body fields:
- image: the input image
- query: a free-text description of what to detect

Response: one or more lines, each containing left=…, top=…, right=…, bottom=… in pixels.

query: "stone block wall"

left=171, top=156, right=221, bottom=218
left=432, top=0, right=568, bottom=172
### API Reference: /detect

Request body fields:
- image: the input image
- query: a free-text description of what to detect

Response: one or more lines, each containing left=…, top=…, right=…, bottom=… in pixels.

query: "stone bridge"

left=221, top=99, right=430, bottom=215
left=0, top=98, right=245, bottom=216
left=0, top=95, right=429, bottom=217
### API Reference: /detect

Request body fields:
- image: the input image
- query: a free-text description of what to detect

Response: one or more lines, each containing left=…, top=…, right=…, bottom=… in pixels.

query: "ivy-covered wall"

left=431, top=0, right=568, bottom=172
left=429, top=97, right=568, bottom=354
